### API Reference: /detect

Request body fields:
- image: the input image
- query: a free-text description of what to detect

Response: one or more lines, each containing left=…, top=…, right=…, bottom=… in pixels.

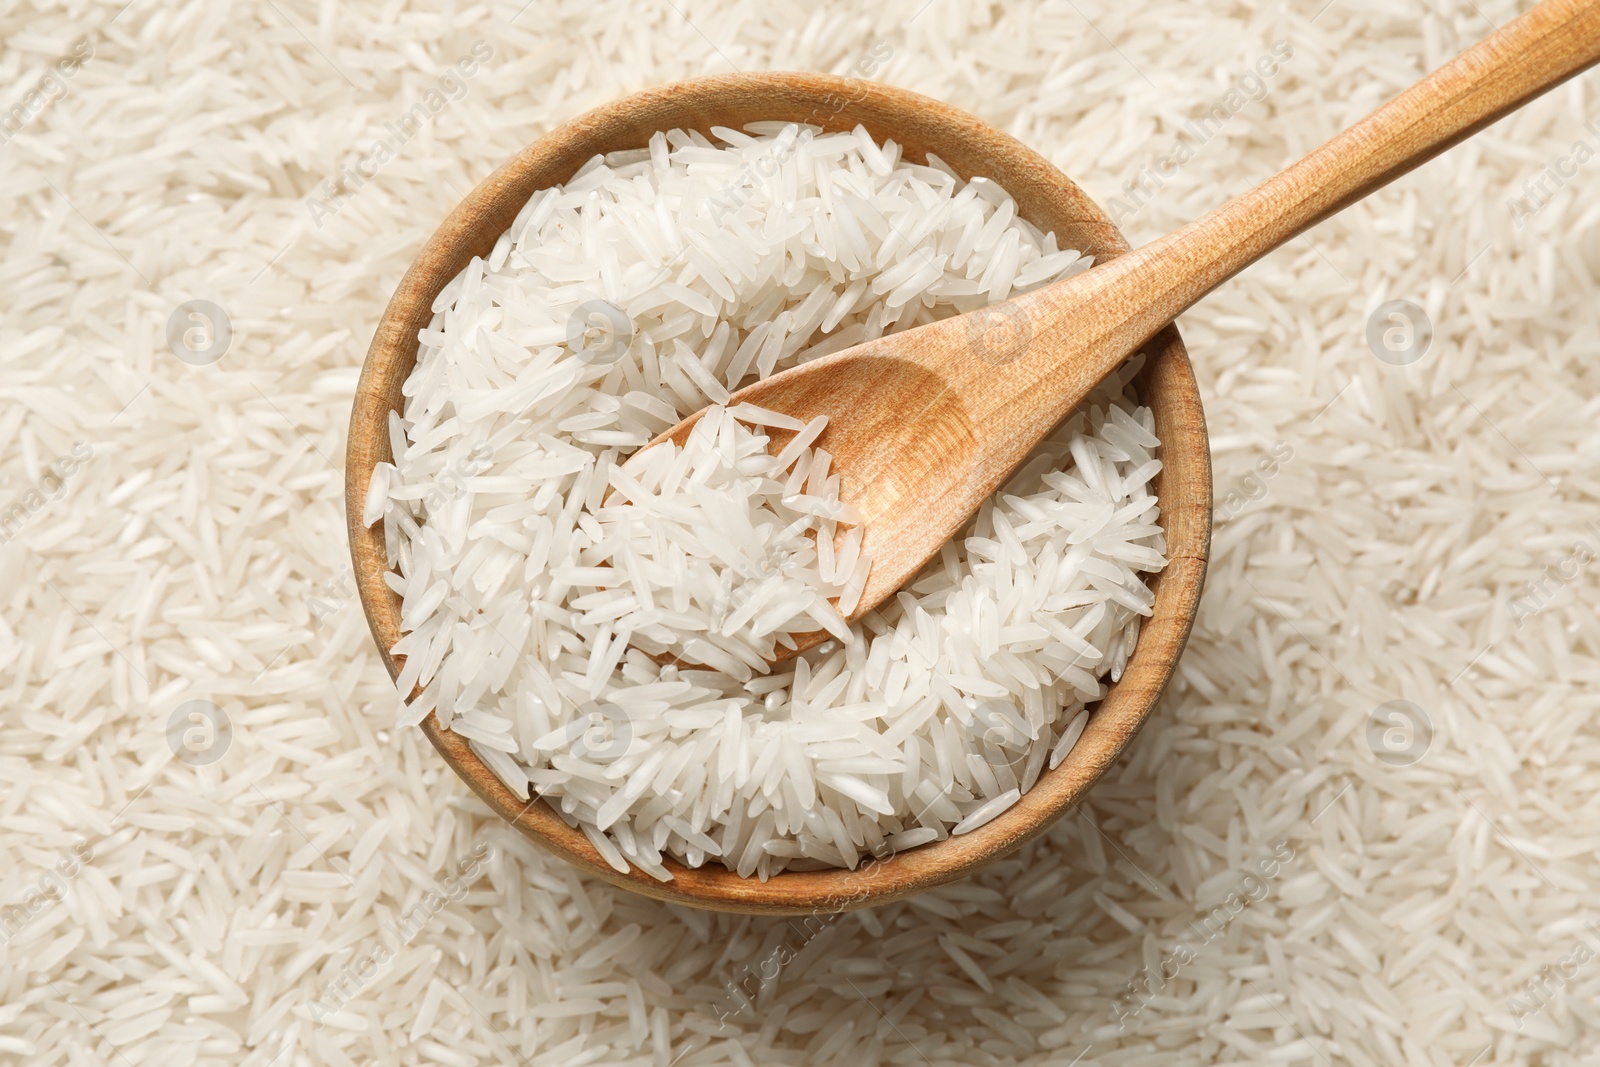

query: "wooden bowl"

left=346, top=72, right=1211, bottom=915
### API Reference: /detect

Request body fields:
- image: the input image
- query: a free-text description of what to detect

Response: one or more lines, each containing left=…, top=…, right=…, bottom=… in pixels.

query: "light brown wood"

left=651, top=0, right=1600, bottom=661
left=348, top=0, right=1597, bottom=914
left=346, top=72, right=1209, bottom=914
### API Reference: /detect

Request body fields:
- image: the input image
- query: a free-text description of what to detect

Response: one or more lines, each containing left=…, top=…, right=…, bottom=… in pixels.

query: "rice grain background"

left=2, top=0, right=1598, bottom=1064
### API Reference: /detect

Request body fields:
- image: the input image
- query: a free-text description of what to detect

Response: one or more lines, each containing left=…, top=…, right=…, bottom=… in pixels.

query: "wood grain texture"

left=346, top=73, right=1212, bottom=914
left=650, top=0, right=1600, bottom=658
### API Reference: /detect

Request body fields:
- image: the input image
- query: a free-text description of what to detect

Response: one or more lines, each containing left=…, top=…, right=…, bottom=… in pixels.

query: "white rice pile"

left=10, top=0, right=1600, bottom=1063
left=365, top=124, right=1165, bottom=878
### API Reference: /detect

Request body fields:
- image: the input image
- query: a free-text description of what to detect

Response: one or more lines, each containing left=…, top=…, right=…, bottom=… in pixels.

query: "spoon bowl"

left=347, top=72, right=1212, bottom=914
left=652, top=346, right=983, bottom=652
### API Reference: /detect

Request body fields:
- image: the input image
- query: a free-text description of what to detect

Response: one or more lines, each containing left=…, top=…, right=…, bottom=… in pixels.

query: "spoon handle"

left=1025, top=0, right=1600, bottom=387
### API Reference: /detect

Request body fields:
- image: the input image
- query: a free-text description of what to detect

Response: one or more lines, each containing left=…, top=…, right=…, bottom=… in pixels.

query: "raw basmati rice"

left=373, top=123, right=1164, bottom=877
left=11, top=2, right=1600, bottom=1063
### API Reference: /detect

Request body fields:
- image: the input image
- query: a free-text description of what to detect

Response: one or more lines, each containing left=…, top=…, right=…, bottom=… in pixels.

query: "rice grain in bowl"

left=347, top=73, right=1211, bottom=914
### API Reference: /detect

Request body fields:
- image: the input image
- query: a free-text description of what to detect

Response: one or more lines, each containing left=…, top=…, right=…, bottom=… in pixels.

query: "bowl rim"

left=346, top=70, right=1211, bottom=915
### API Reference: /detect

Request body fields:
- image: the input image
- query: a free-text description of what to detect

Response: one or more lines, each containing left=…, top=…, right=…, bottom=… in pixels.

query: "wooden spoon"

left=649, top=0, right=1600, bottom=662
